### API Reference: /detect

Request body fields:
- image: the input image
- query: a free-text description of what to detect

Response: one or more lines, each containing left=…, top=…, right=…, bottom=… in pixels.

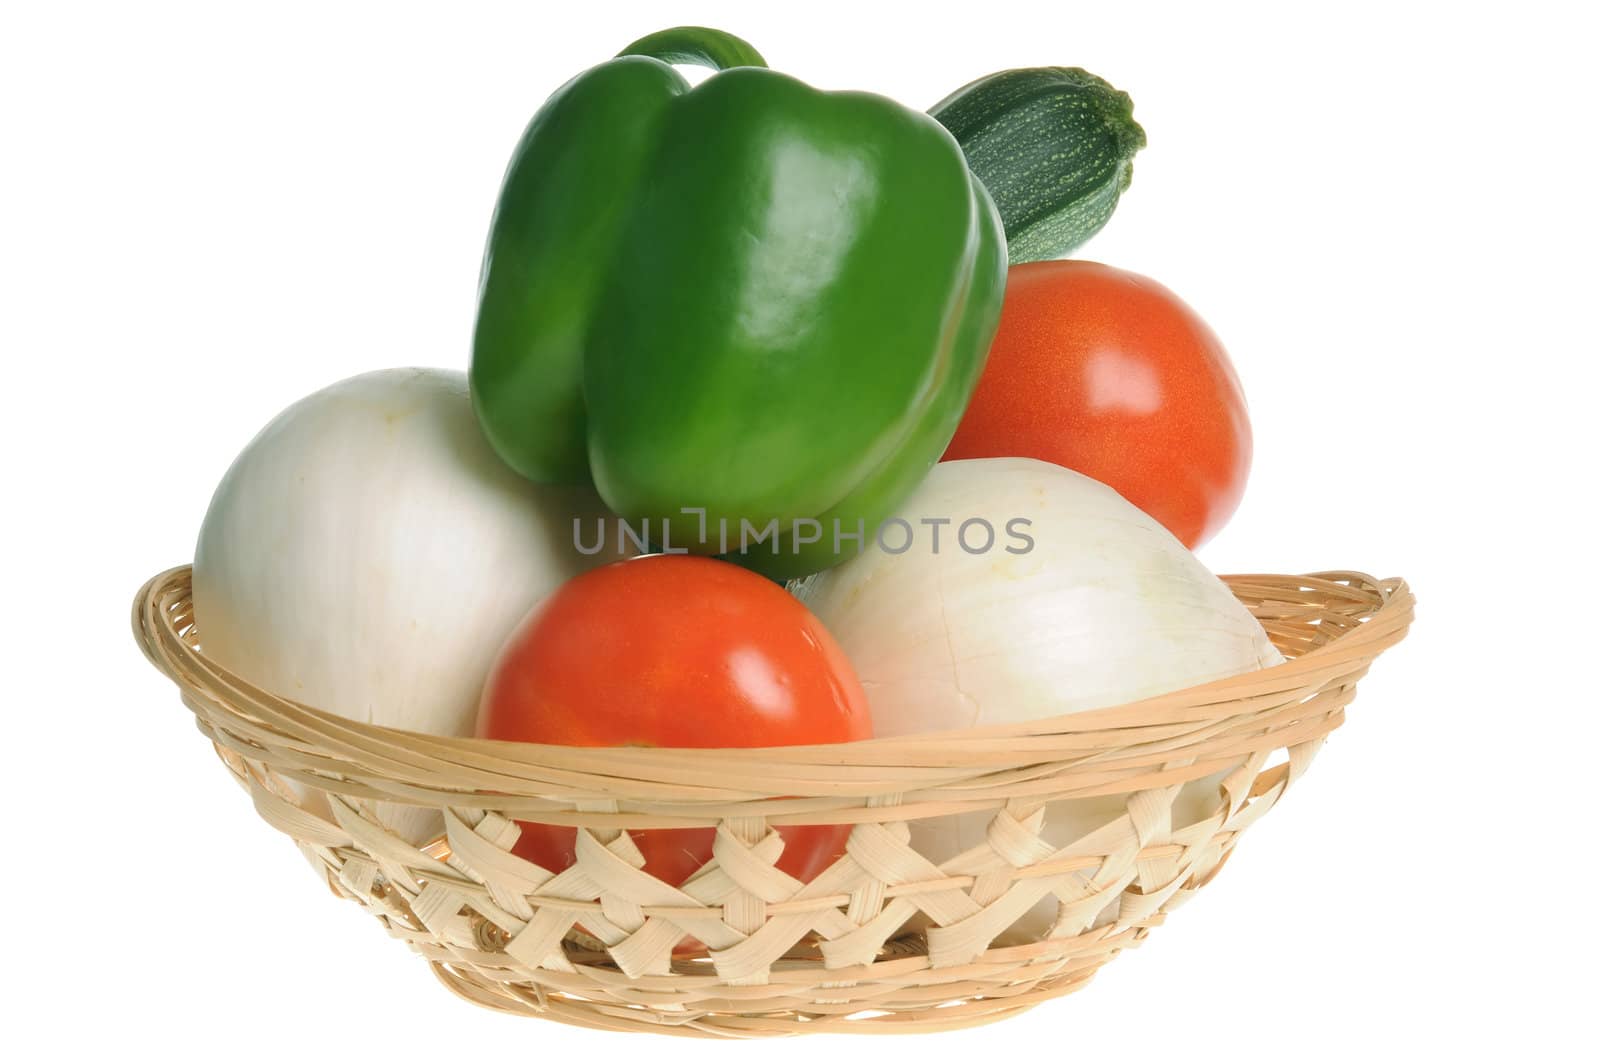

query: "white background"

left=4, top=0, right=1594, bottom=1058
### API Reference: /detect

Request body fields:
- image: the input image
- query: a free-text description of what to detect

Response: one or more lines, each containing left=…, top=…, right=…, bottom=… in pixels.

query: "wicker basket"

left=133, top=565, right=1411, bottom=1037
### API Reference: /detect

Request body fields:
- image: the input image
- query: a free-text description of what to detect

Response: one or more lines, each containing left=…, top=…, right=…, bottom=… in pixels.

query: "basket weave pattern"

left=134, top=567, right=1411, bottom=1036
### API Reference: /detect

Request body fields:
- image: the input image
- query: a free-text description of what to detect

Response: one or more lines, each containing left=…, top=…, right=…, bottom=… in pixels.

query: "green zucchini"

left=931, top=67, right=1146, bottom=264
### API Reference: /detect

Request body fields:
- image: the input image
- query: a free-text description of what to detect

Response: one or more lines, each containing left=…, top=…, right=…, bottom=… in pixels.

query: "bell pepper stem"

left=616, top=26, right=767, bottom=71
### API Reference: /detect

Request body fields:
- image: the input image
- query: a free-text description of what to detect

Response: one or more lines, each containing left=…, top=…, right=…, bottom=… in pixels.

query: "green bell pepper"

left=471, top=27, right=1006, bottom=579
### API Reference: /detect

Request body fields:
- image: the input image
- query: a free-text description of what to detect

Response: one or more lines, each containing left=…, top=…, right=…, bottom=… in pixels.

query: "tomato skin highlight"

left=477, top=554, right=872, bottom=887
left=944, top=260, right=1251, bottom=548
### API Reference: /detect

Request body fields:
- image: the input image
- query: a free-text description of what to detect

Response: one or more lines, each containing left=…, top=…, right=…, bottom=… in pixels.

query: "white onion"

left=794, top=457, right=1282, bottom=939
left=194, top=368, right=628, bottom=844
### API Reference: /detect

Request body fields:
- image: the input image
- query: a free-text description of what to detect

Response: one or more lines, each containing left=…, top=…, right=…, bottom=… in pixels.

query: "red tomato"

left=477, top=554, right=871, bottom=888
left=944, top=260, right=1251, bottom=548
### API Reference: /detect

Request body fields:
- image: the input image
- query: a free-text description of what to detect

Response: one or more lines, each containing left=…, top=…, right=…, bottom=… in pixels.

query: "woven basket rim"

left=133, top=565, right=1412, bottom=802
